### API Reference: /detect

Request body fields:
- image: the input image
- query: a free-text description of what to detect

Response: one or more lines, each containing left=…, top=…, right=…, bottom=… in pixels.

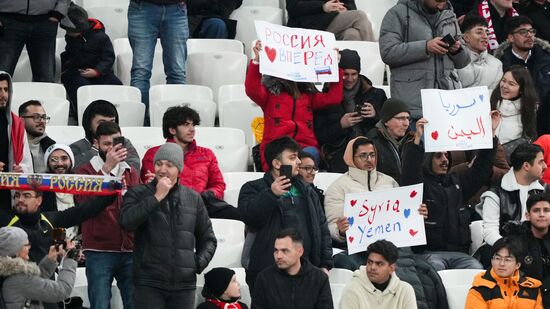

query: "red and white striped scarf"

left=477, top=0, right=518, bottom=51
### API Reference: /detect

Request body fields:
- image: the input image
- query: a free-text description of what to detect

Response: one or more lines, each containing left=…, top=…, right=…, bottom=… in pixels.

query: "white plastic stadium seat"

left=374, top=84, right=391, bottom=98
left=187, top=52, right=247, bottom=104
left=76, top=85, right=142, bottom=125
left=195, top=127, right=248, bottom=173
left=218, top=98, right=263, bottom=150
left=329, top=268, right=353, bottom=285
left=218, top=84, right=248, bottom=105
left=112, top=38, right=163, bottom=77
left=46, top=126, right=85, bottom=146
left=314, top=172, right=343, bottom=191
left=222, top=172, right=264, bottom=206
left=86, top=6, right=128, bottom=40
left=121, top=127, right=164, bottom=160
left=116, top=50, right=166, bottom=87
left=71, top=267, right=123, bottom=309
left=81, top=0, right=130, bottom=9
left=55, top=38, right=66, bottom=83
left=334, top=41, right=385, bottom=85
left=187, top=39, right=244, bottom=55
left=206, top=219, right=246, bottom=271
left=111, top=101, right=145, bottom=127
left=331, top=283, right=346, bottom=309
left=242, top=0, right=279, bottom=7
left=12, top=49, right=32, bottom=82
left=356, top=0, right=399, bottom=41
left=437, top=269, right=484, bottom=309
left=470, top=220, right=484, bottom=255
left=230, top=6, right=284, bottom=52
left=11, top=82, right=70, bottom=125
left=150, top=84, right=213, bottom=102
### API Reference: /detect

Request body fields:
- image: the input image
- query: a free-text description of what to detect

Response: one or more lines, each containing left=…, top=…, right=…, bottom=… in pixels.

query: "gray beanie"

left=154, top=143, right=184, bottom=172
left=0, top=226, right=28, bottom=257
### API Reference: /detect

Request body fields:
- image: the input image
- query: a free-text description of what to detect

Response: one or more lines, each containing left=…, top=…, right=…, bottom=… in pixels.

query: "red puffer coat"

left=245, top=61, right=343, bottom=171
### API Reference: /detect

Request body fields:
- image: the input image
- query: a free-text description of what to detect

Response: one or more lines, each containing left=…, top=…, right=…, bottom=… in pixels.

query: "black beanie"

left=203, top=268, right=235, bottom=298
left=65, top=3, right=90, bottom=33
left=339, top=49, right=361, bottom=72
left=380, top=98, right=410, bottom=123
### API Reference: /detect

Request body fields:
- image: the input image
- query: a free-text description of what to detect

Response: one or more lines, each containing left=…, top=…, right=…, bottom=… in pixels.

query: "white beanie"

left=44, top=144, right=75, bottom=171
left=0, top=226, right=28, bottom=257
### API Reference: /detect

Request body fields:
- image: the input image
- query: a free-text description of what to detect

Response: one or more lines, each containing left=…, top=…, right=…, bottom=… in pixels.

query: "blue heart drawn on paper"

left=347, top=217, right=354, bottom=227
left=479, top=94, right=484, bottom=102
left=404, top=208, right=411, bottom=219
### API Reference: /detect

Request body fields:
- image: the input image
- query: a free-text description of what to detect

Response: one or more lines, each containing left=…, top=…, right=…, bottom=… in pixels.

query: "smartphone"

left=280, top=164, right=293, bottom=180
left=113, top=136, right=125, bottom=147
left=441, top=33, right=456, bottom=47
left=355, top=103, right=364, bottom=115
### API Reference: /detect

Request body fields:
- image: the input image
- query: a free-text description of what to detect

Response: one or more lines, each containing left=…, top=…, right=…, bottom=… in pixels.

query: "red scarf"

left=477, top=0, right=518, bottom=51
left=206, top=299, right=243, bottom=309
left=10, top=113, right=24, bottom=165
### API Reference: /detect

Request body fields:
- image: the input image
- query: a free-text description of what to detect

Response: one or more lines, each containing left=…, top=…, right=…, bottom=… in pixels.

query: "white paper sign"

left=421, top=86, right=492, bottom=152
left=344, top=184, right=426, bottom=254
left=255, top=20, right=339, bottom=82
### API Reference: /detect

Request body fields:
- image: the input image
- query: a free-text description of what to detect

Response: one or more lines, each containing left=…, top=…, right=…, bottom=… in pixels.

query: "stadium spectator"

left=197, top=267, right=249, bottom=309
left=187, top=0, right=242, bottom=39
left=515, top=0, right=550, bottom=43
left=534, top=134, right=550, bottom=185
left=314, top=49, right=387, bottom=173
left=297, top=151, right=325, bottom=207
left=379, top=0, right=470, bottom=124
left=18, top=100, right=55, bottom=173
left=469, top=0, right=519, bottom=51
left=40, top=144, right=76, bottom=217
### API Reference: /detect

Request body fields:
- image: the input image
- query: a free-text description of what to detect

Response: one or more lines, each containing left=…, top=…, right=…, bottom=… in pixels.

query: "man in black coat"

left=238, top=136, right=333, bottom=289
left=120, top=143, right=217, bottom=309
left=252, top=228, right=333, bottom=309
left=314, top=49, right=387, bottom=173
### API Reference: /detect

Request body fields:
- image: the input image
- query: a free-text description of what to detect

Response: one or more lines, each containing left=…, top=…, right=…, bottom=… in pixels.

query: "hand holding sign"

left=252, top=40, right=262, bottom=63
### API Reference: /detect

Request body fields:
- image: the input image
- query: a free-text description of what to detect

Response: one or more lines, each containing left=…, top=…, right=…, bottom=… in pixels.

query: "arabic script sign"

left=421, top=87, right=493, bottom=152
left=255, top=20, right=339, bottom=82
left=344, top=184, right=426, bottom=254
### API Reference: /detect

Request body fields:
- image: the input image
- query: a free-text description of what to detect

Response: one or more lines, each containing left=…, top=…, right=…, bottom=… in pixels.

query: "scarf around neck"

left=478, top=0, right=518, bottom=51
left=206, top=298, right=243, bottom=309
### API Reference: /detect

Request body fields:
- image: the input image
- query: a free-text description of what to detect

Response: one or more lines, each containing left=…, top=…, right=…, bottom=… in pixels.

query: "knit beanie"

left=154, top=143, right=184, bottom=172
left=339, top=49, right=361, bottom=72
left=44, top=144, right=75, bottom=171
left=379, top=98, right=410, bottom=124
left=203, top=268, right=236, bottom=298
left=0, top=226, right=28, bottom=257
left=64, top=3, right=90, bottom=33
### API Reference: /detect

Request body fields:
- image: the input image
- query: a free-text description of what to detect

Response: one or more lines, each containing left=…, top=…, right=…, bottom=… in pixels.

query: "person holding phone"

left=238, top=136, right=333, bottom=289
left=74, top=121, right=141, bottom=309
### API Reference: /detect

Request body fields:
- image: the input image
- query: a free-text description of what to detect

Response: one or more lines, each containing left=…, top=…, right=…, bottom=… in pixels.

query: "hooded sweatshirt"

left=339, top=266, right=417, bottom=309
left=324, top=137, right=398, bottom=243
left=534, top=135, right=550, bottom=185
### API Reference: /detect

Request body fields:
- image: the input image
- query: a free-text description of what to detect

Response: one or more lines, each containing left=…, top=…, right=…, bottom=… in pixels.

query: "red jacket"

left=534, top=134, right=550, bottom=185
left=74, top=159, right=141, bottom=252
left=140, top=139, right=226, bottom=199
left=245, top=61, right=343, bottom=171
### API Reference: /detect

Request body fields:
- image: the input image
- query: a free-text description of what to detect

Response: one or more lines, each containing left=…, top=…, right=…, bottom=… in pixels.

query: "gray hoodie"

left=0, top=256, right=77, bottom=309
left=0, top=0, right=69, bottom=18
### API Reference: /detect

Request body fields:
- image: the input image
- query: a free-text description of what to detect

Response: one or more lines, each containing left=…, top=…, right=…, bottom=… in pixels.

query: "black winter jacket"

left=286, top=0, right=357, bottom=31
left=120, top=181, right=217, bottom=291
left=238, top=173, right=333, bottom=273
left=401, top=139, right=496, bottom=253
left=0, top=195, right=115, bottom=263
left=314, top=76, right=387, bottom=173
left=366, top=127, right=412, bottom=184
left=61, top=19, right=115, bottom=76
left=252, top=258, right=333, bottom=309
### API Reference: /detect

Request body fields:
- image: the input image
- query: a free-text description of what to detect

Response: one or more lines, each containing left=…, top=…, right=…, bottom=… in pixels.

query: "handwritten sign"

left=344, top=184, right=426, bottom=254
left=421, top=86, right=492, bottom=152
left=255, top=21, right=338, bottom=82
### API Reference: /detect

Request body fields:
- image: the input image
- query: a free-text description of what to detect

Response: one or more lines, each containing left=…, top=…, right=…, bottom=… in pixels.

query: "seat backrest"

left=149, top=84, right=213, bottom=103
left=116, top=50, right=165, bottom=87
left=12, top=49, right=32, bottom=82
left=437, top=269, right=484, bottom=309
left=223, top=172, right=264, bottom=190
left=113, top=101, right=145, bottom=127
left=356, top=0, right=399, bottom=40
left=314, top=172, right=344, bottom=191
left=12, top=82, right=67, bottom=101
left=121, top=126, right=164, bottom=160
left=333, top=41, right=385, bottom=85
left=77, top=85, right=142, bottom=124
left=187, top=39, right=244, bottom=55
left=54, top=38, right=66, bottom=83
left=81, top=0, right=130, bottom=9
left=195, top=127, right=249, bottom=172
left=86, top=6, right=129, bottom=40
left=329, top=268, right=354, bottom=285
left=331, top=283, right=346, bottom=309
left=205, top=219, right=246, bottom=271
left=149, top=99, right=217, bottom=127
left=219, top=98, right=263, bottom=149
left=218, top=84, right=248, bottom=106
left=469, top=220, right=484, bottom=255
left=46, top=126, right=85, bottom=146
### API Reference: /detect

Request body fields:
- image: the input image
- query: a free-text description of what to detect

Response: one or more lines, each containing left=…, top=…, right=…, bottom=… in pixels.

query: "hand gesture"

left=323, top=0, right=345, bottom=13
left=154, top=176, right=174, bottom=202
left=418, top=203, right=428, bottom=219
left=426, top=37, right=449, bottom=55
left=144, top=170, right=155, bottom=183
left=79, top=68, right=98, bottom=78
left=448, top=40, right=461, bottom=54
left=0, top=161, right=5, bottom=171
left=102, top=143, right=127, bottom=173
left=490, top=110, right=501, bottom=137
left=360, top=102, right=376, bottom=118
left=340, top=112, right=363, bottom=129
left=336, top=216, right=350, bottom=236
left=414, top=118, right=428, bottom=145
left=271, top=176, right=291, bottom=196
left=253, top=40, right=262, bottom=63
left=47, top=245, right=65, bottom=262
left=12, top=164, right=23, bottom=173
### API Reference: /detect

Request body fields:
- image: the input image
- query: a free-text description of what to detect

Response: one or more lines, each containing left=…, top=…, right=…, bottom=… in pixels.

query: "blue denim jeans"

left=198, top=18, right=228, bottom=39
left=85, top=251, right=134, bottom=309
left=0, top=16, right=57, bottom=82
left=127, top=0, right=189, bottom=107
left=418, top=251, right=483, bottom=271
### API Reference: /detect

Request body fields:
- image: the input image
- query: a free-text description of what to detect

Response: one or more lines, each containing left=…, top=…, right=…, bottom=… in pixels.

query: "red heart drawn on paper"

left=409, top=229, right=418, bottom=237
left=431, top=131, right=439, bottom=140
left=264, top=46, right=277, bottom=63
left=348, top=236, right=354, bottom=243
left=350, top=200, right=357, bottom=207
left=410, top=190, right=417, bottom=198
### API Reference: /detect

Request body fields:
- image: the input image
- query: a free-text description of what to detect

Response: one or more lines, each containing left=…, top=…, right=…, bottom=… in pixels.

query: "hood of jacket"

left=82, top=100, right=119, bottom=142
left=87, top=18, right=105, bottom=33
left=494, top=38, right=550, bottom=59
left=0, top=256, right=40, bottom=277
left=353, top=266, right=403, bottom=296
left=397, top=0, right=456, bottom=18
left=534, top=135, right=550, bottom=171
left=473, top=268, right=541, bottom=290
left=0, top=70, right=13, bottom=124
left=499, top=168, right=545, bottom=192
left=343, top=136, right=378, bottom=169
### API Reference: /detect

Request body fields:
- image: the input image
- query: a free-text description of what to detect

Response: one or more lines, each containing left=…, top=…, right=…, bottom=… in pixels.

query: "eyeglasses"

left=513, top=28, right=537, bottom=37
left=21, top=114, right=50, bottom=123
left=354, top=152, right=376, bottom=161
left=13, top=193, right=38, bottom=200
left=392, top=116, right=410, bottom=122
left=298, top=166, right=319, bottom=174
left=492, top=255, right=516, bottom=264
left=48, top=156, right=70, bottom=163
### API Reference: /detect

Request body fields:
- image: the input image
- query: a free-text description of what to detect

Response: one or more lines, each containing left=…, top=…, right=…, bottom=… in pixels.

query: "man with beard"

left=74, top=121, right=140, bottom=309
left=18, top=100, right=55, bottom=173
left=0, top=71, right=33, bottom=211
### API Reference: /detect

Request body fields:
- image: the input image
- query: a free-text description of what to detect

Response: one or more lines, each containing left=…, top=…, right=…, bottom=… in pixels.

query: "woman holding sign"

left=246, top=40, right=343, bottom=172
